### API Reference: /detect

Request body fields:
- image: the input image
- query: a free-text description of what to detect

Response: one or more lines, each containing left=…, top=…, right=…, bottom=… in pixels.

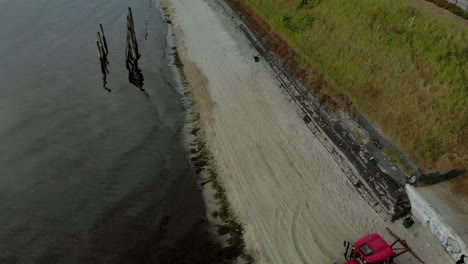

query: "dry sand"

left=165, top=0, right=453, bottom=263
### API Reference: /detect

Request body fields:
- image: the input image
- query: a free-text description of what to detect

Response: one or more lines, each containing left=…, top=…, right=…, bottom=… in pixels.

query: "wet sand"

left=165, top=0, right=453, bottom=263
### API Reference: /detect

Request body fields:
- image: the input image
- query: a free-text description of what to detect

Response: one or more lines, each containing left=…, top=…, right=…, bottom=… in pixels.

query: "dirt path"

left=166, top=0, right=453, bottom=263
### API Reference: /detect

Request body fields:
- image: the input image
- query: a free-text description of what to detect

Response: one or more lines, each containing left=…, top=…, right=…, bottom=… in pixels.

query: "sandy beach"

left=164, top=0, right=453, bottom=263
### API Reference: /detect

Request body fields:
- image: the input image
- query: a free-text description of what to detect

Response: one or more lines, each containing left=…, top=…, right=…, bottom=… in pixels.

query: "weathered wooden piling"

left=97, top=32, right=108, bottom=65
left=126, top=7, right=140, bottom=62
left=99, top=24, right=109, bottom=55
left=96, top=24, right=111, bottom=92
left=96, top=22, right=110, bottom=74
left=128, top=7, right=138, bottom=52
left=126, top=32, right=135, bottom=62
left=96, top=40, right=106, bottom=75
left=124, top=7, right=145, bottom=95
left=96, top=40, right=103, bottom=63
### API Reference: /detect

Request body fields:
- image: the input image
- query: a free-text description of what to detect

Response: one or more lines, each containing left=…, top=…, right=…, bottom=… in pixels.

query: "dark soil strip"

left=425, top=0, right=468, bottom=19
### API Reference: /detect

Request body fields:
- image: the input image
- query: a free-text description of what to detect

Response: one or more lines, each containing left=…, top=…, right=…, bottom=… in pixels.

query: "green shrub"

left=282, top=14, right=316, bottom=32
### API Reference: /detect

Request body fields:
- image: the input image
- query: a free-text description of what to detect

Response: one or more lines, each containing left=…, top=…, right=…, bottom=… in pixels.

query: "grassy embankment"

left=236, top=0, right=467, bottom=174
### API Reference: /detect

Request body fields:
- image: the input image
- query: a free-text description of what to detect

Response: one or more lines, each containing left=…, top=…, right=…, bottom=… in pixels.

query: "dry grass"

left=238, top=0, right=468, bottom=173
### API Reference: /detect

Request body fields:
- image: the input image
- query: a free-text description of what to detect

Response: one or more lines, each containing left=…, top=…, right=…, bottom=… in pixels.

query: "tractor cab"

left=343, top=228, right=425, bottom=264
left=344, top=233, right=394, bottom=264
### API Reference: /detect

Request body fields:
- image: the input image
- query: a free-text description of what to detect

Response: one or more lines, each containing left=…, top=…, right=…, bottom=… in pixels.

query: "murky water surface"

left=0, top=0, right=218, bottom=263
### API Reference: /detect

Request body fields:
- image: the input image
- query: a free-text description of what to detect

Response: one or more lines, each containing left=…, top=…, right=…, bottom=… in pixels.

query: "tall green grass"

left=241, top=0, right=468, bottom=172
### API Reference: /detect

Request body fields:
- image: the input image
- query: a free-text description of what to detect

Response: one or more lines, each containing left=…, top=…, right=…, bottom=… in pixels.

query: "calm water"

left=0, top=0, right=219, bottom=263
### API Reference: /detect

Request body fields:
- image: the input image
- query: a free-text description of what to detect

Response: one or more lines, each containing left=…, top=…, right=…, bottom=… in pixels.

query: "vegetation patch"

left=189, top=117, right=250, bottom=260
left=282, top=14, right=316, bottom=32
left=297, top=0, right=321, bottom=10
left=227, top=0, right=468, bottom=174
left=172, top=47, right=190, bottom=87
left=383, top=149, right=415, bottom=176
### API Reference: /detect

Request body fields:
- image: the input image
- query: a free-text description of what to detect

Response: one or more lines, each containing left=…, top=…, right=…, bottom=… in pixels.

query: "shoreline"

left=161, top=1, right=253, bottom=262
left=163, top=0, right=453, bottom=263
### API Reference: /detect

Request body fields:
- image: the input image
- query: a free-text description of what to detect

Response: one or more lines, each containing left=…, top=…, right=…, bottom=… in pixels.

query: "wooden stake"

left=127, top=7, right=139, bottom=58
left=128, top=7, right=137, bottom=41
left=97, top=43, right=106, bottom=75
left=99, top=24, right=109, bottom=55
left=126, top=29, right=135, bottom=61
left=96, top=40, right=103, bottom=61
left=97, top=32, right=104, bottom=50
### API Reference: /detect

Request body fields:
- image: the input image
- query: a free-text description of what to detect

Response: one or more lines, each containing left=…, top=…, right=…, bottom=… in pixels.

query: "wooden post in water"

left=97, top=32, right=105, bottom=61
left=99, top=24, right=109, bottom=55
left=96, top=24, right=111, bottom=92
left=96, top=40, right=106, bottom=75
left=128, top=7, right=138, bottom=52
left=125, top=7, right=146, bottom=96
left=98, top=32, right=109, bottom=66
left=96, top=33, right=109, bottom=73
left=126, top=30, right=135, bottom=61
left=96, top=40, right=103, bottom=61
left=126, top=7, right=139, bottom=62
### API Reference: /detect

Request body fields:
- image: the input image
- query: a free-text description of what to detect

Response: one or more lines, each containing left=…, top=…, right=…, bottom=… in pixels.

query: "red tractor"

left=343, top=228, right=425, bottom=264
